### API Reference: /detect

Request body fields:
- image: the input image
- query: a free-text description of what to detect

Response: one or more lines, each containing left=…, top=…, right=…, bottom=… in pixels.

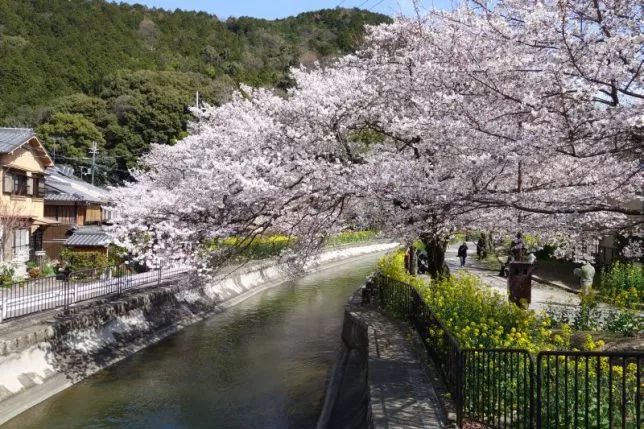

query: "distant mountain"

left=0, top=1, right=390, bottom=183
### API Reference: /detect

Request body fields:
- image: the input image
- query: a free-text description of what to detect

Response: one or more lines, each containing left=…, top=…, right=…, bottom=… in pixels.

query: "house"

left=0, top=128, right=55, bottom=274
left=63, top=224, right=111, bottom=257
left=42, top=166, right=112, bottom=260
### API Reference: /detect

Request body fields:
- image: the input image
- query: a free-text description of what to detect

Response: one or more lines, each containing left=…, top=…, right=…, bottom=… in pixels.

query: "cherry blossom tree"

left=340, top=0, right=643, bottom=272
left=110, top=0, right=642, bottom=276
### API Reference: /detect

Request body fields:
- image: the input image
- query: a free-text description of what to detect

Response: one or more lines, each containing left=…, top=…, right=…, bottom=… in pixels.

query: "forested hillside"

left=0, top=1, right=390, bottom=183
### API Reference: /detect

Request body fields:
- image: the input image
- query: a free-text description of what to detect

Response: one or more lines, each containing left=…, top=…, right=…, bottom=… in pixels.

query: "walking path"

left=349, top=293, right=448, bottom=428
left=444, top=243, right=579, bottom=311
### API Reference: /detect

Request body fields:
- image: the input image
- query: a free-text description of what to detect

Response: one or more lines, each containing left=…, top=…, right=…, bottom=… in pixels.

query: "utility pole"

left=52, top=137, right=58, bottom=164
left=89, top=141, right=98, bottom=185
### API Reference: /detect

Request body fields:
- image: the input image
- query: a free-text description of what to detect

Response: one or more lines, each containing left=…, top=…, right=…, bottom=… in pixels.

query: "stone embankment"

left=317, top=289, right=449, bottom=429
left=0, top=242, right=397, bottom=426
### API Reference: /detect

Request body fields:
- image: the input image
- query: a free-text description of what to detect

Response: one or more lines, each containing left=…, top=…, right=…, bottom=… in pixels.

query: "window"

left=3, top=170, right=32, bottom=196
left=45, top=205, right=77, bottom=224
left=32, top=176, right=45, bottom=198
left=102, top=207, right=113, bottom=222
left=3, top=171, right=11, bottom=194
left=12, top=229, right=30, bottom=259
left=32, top=228, right=43, bottom=252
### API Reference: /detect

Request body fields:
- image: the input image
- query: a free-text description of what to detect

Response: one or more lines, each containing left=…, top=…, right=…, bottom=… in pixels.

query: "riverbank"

left=318, top=288, right=449, bottom=429
left=0, top=242, right=397, bottom=426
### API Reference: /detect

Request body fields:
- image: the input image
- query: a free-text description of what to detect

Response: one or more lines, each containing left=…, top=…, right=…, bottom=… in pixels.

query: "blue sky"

left=116, top=0, right=452, bottom=19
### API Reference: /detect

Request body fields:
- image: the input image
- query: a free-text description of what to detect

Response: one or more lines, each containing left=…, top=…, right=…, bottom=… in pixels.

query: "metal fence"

left=537, top=351, right=642, bottom=429
left=371, top=274, right=642, bottom=429
left=0, top=264, right=189, bottom=323
left=374, top=274, right=464, bottom=415
left=463, top=348, right=535, bottom=429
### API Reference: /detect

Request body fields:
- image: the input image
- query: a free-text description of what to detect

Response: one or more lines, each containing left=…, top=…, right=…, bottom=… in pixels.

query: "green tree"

left=37, top=112, right=105, bottom=175
left=0, top=1, right=390, bottom=182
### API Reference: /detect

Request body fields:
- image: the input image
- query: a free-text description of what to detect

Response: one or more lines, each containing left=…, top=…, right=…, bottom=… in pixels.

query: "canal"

left=2, top=253, right=381, bottom=429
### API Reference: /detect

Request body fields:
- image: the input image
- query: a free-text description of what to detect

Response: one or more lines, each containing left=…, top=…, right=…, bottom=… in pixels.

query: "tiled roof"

left=0, top=128, right=34, bottom=153
left=45, top=167, right=110, bottom=204
left=65, top=226, right=111, bottom=247
left=44, top=193, right=86, bottom=202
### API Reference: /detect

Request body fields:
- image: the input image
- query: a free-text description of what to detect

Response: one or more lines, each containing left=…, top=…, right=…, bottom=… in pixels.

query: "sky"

left=116, top=0, right=452, bottom=20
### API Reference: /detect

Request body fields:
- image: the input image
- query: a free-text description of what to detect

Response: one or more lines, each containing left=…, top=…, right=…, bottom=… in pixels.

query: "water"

left=3, top=254, right=381, bottom=429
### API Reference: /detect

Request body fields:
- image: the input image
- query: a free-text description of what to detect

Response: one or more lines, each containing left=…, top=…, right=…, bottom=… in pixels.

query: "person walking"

left=573, top=259, right=596, bottom=295
left=458, top=242, right=468, bottom=267
left=476, top=236, right=485, bottom=260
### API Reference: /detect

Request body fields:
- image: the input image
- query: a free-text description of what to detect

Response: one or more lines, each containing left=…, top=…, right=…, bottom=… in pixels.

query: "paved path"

left=445, top=242, right=579, bottom=311
left=349, top=293, right=447, bottom=428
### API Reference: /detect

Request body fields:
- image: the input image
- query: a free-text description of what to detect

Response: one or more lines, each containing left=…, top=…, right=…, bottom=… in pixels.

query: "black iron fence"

left=0, top=263, right=189, bottom=323
left=463, top=348, right=535, bottom=429
left=374, top=274, right=464, bottom=416
left=371, top=274, right=642, bottom=429
left=537, top=351, right=641, bottom=429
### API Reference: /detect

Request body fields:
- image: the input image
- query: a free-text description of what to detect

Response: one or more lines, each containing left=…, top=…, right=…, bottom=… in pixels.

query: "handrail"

left=371, top=273, right=642, bottom=429
left=0, top=263, right=190, bottom=323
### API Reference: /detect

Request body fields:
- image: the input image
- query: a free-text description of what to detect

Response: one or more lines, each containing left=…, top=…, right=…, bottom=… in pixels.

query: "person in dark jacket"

left=458, top=242, right=468, bottom=267
left=417, top=249, right=429, bottom=274
left=476, top=236, right=485, bottom=260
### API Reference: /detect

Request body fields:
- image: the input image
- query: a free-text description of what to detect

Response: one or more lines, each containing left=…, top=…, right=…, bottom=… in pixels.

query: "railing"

left=537, top=351, right=641, bottom=429
left=374, top=274, right=463, bottom=416
left=462, top=348, right=535, bottom=428
left=0, top=263, right=190, bottom=323
left=371, top=274, right=642, bottom=429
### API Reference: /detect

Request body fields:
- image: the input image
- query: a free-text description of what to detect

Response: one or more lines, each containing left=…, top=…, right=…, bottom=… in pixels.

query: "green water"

left=3, top=254, right=380, bottom=429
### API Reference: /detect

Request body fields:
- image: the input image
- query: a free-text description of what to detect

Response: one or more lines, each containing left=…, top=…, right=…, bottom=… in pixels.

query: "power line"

left=369, top=0, right=387, bottom=10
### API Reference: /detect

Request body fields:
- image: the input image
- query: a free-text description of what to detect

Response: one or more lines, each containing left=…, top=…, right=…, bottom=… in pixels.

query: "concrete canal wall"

left=0, top=242, right=397, bottom=426
left=317, top=289, right=449, bottom=429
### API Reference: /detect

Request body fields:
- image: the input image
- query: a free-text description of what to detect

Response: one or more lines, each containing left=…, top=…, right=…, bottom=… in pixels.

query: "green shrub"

left=42, top=264, right=56, bottom=277
left=25, top=260, right=58, bottom=279
left=107, top=244, right=128, bottom=266
left=598, top=261, right=643, bottom=306
left=604, top=309, right=643, bottom=336
left=572, top=294, right=603, bottom=331
left=421, top=273, right=565, bottom=353
left=325, top=230, right=378, bottom=246
left=0, top=263, right=15, bottom=287
left=377, top=249, right=426, bottom=289
left=377, top=250, right=567, bottom=353
left=547, top=294, right=643, bottom=337
left=212, top=235, right=293, bottom=260
left=449, top=232, right=466, bottom=244
left=61, top=248, right=108, bottom=273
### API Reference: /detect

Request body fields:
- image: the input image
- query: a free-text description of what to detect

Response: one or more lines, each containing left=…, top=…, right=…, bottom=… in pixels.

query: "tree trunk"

left=408, top=245, right=418, bottom=275
left=485, top=232, right=495, bottom=256
left=421, top=233, right=449, bottom=279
